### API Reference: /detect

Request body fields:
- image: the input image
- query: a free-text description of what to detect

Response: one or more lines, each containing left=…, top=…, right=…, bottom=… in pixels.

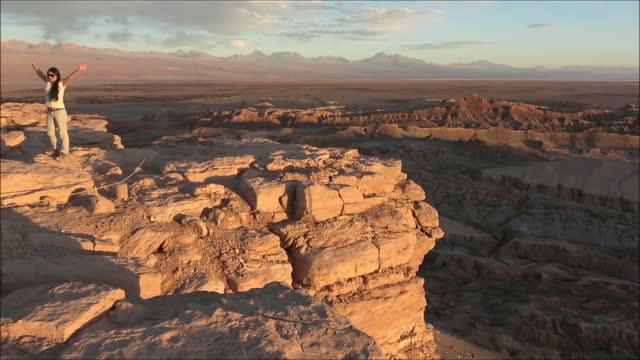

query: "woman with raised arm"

left=31, top=59, right=87, bottom=160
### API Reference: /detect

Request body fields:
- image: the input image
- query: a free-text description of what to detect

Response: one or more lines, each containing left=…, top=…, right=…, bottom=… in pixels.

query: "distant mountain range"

left=1, top=40, right=638, bottom=89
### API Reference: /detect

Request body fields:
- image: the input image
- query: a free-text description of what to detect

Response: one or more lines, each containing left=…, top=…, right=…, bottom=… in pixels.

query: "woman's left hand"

left=79, top=64, right=88, bottom=71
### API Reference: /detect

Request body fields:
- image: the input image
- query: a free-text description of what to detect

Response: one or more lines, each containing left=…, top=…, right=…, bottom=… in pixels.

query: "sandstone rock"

left=332, top=277, right=430, bottom=355
left=177, top=273, right=227, bottom=294
left=275, top=203, right=422, bottom=289
left=68, top=117, right=109, bottom=132
left=87, top=195, right=116, bottom=215
left=227, top=232, right=292, bottom=292
left=1, top=256, right=162, bottom=299
left=180, top=216, right=210, bottom=237
left=1, top=130, right=26, bottom=149
left=342, top=196, right=386, bottom=216
left=91, top=160, right=123, bottom=176
left=163, top=156, right=255, bottom=183
left=357, top=172, right=397, bottom=195
left=146, top=196, right=214, bottom=223
left=413, top=201, right=439, bottom=229
left=70, top=130, right=118, bottom=147
left=336, top=185, right=364, bottom=204
left=59, top=284, right=384, bottom=359
left=10, top=116, right=40, bottom=127
left=332, top=174, right=360, bottom=186
left=238, top=176, right=286, bottom=212
left=356, top=158, right=403, bottom=179
left=374, top=124, right=404, bottom=138
left=192, top=183, right=227, bottom=197
left=395, top=179, right=426, bottom=201
left=1, top=282, right=125, bottom=354
left=295, top=182, right=343, bottom=221
left=119, top=228, right=171, bottom=260
left=0, top=160, right=94, bottom=207
left=375, top=231, right=417, bottom=270
left=408, top=233, right=437, bottom=272
left=206, top=197, right=255, bottom=229
left=291, top=240, right=380, bottom=290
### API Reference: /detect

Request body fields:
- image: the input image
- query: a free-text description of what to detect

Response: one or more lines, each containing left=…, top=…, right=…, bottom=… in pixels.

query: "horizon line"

left=2, top=39, right=639, bottom=70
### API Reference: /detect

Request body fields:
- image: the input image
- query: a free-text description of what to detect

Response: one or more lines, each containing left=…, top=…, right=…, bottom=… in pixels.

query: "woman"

left=31, top=59, right=87, bottom=159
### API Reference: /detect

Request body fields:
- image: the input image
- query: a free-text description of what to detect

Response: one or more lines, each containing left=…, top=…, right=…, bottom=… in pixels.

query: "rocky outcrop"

left=0, top=103, right=444, bottom=359
left=192, top=94, right=639, bottom=134
left=0, top=159, right=95, bottom=207
left=59, top=283, right=384, bottom=359
left=1, top=282, right=125, bottom=354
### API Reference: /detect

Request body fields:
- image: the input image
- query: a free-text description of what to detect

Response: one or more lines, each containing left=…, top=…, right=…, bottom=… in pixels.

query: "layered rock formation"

left=185, top=95, right=638, bottom=358
left=191, top=94, right=638, bottom=134
left=1, top=103, right=443, bottom=358
left=290, top=125, right=639, bottom=359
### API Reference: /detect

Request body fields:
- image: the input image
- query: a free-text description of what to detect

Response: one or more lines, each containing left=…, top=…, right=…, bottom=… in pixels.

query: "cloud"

left=282, top=32, right=318, bottom=41
left=332, top=7, right=442, bottom=34
left=402, top=41, right=488, bottom=50
left=280, top=6, right=443, bottom=42
left=1, top=1, right=444, bottom=47
left=528, top=23, right=557, bottom=29
left=1, top=1, right=282, bottom=42
left=106, top=31, right=133, bottom=43
left=160, top=32, right=215, bottom=49
left=229, top=39, right=246, bottom=49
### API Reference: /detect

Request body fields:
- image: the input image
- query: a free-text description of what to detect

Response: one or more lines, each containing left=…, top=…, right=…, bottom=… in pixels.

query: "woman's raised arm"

left=62, top=64, right=88, bottom=85
left=31, top=58, right=47, bottom=82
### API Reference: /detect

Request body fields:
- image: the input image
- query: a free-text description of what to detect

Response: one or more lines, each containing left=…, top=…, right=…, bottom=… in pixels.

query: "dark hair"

left=47, top=67, right=61, bottom=102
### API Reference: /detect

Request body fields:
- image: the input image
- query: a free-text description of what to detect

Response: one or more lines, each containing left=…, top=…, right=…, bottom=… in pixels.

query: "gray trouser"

left=46, top=109, right=69, bottom=154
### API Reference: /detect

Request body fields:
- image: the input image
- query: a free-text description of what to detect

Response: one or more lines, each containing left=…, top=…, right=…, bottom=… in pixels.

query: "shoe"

left=45, top=149, right=60, bottom=157
left=54, top=152, right=69, bottom=161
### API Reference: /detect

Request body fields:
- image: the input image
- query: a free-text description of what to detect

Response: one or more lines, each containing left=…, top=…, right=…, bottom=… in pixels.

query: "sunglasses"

left=47, top=73, right=56, bottom=78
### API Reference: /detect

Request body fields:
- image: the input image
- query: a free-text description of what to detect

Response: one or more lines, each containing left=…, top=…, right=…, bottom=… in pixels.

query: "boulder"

left=395, top=179, right=426, bottom=201
left=70, top=130, right=118, bottom=147
left=81, top=194, right=116, bottom=215
left=10, top=115, right=41, bottom=127
left=412, top=201, right=439, bottom=229
left=192, top=183, right=227, bottom=197
left=1, top=130, right=26, bottom=148
left=238, top=176, right=286, bottom=213
left=146, top=196, right=214, bottom=223
left=1, top=282, right=125, bottom=354
left=206, top=197, right=255, bottom=229
left=163, top=156, right=255, bottom=183
left=295, top=182, right=343, bottom=222
left=0, top=160, right=94, bottom=207
left=291, top=240, right=379, bottom=289
left=180, top=216, right=211, bottom=237
left=119, top=228, right=172, bottom=260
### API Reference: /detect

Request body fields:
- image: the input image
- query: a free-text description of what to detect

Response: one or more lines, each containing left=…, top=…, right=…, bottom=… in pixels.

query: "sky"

left=1, top=0, right=638, bottom=68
